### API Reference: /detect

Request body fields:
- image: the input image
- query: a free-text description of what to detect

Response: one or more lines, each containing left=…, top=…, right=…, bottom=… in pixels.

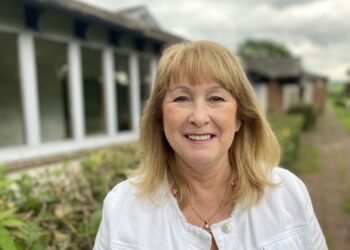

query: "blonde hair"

left=133, top=40, right=280, bottom=208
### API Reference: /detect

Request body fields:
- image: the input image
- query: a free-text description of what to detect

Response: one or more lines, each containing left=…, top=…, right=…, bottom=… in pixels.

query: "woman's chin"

left=183, top=155, right=216, bottom=167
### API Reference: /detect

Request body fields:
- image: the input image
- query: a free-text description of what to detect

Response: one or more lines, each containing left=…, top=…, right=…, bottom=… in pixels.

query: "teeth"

left=188, top=135, right=212, bottom=141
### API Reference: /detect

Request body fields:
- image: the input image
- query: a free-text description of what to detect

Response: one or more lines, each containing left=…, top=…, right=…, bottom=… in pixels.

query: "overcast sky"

left=77, top=0, right=350, bottom=82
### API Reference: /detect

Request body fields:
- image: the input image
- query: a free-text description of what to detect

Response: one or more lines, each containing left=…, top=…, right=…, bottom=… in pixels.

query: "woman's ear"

left=235, top=119, right=241, bottom=132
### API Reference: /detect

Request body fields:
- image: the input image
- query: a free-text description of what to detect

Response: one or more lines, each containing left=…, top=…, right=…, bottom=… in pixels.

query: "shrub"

left=333, top=98, right=346, bottom=108
left=1, top=143, right=140, bottom=249
left=287, top=103, right=318, bottom=131
left=0, top=165, right=46, bottom=250
left=269, top=114, right=304, bottom=168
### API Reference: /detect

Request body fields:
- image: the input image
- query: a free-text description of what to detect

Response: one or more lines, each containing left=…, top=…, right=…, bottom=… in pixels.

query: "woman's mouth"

left=186, top=134, right=214, bottom=141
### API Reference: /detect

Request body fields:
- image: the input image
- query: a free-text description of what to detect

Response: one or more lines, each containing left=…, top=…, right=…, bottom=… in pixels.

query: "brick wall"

left=268, top=80, right=283, bottom=114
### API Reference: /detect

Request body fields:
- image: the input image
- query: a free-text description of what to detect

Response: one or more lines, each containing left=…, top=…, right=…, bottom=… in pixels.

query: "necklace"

left=190, top=199, right=221, bottom=233
left=171, top=177, right=238, bottom=233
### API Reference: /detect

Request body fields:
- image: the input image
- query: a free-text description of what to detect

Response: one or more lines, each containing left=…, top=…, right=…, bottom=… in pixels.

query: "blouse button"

left=221, top=223, right=232, bottom=233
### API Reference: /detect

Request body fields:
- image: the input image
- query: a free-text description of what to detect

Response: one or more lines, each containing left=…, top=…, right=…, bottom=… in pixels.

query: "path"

left=296, top=106, right=350, bottom=250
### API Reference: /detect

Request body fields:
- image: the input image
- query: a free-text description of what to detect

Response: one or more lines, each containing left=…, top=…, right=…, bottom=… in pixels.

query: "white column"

left=68, top=42, right=85, bottom=140
left=129, top=52, right=141, bottom=131
left=18, top=32, right=41, bottom=146
left=150, top=56, right=158, bottom=88
left=103, top=48, right=117, bottom=135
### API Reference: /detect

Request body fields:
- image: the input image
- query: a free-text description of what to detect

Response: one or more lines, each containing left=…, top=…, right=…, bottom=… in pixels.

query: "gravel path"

left=297, top=106, right=350, bottom=250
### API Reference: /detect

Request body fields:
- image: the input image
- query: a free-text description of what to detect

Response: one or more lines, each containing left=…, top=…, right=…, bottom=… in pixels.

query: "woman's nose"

left=188, top=101, right=210, bottom=127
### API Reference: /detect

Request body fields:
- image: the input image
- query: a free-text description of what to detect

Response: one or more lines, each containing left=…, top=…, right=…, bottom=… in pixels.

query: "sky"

left=77, top=0, right=350, bottom=82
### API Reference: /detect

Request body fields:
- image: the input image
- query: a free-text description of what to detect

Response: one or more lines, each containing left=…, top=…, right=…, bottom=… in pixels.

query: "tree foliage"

left=237, top=39, right=293, bottom=60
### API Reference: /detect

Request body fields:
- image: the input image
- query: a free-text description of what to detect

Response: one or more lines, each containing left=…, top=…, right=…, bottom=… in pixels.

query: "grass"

left=290, top=144, right=320, bottom=174
left=333, top=105, right=350, bottom=133
left=334, top=153, right=347, bottom=184
left=327, top=84, right=350, bottom=133
left=343, top=196, right=350, bottom=213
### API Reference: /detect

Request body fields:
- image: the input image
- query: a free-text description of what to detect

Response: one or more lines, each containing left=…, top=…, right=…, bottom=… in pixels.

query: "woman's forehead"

left=169, top=71, right=217, bottom=86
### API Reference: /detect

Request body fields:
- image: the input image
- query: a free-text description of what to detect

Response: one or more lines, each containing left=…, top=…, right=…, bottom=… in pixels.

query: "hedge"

left=268, top=114, right=304, bottom=168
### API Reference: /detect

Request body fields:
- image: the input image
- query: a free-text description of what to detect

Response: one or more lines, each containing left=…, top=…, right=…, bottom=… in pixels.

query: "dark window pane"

left=36, top=38, right=71, bottom=142
left=0, top=32, right=25, bottom=147
left=114, top=53, right=131, bottom=131
left=139, top=57, right=151, bottom=111
left=81, top=47, right=105, bottom=135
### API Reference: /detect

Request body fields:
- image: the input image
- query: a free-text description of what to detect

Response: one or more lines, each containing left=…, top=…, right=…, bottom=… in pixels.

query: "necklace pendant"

left=203, top=221, right=211, bottom=233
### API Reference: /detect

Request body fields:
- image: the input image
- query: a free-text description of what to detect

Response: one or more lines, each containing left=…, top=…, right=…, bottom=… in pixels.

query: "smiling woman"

left=93, top=40, right=327, bottom=250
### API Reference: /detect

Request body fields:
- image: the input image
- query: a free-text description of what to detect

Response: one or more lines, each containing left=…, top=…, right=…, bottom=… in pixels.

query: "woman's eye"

left=209, top=96, right=225, bottom=102
left=173, top=96, right=190, bottom=102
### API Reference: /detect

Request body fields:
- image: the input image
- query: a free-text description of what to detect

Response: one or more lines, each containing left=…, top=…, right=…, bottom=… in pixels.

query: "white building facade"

left=0, top=0, right=182, bottom=168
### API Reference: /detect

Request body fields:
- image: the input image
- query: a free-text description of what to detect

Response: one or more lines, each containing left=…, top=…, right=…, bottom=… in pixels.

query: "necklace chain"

left=189, top=199, right=222, bottom=233
left=171, top=177, right=238, bottom=233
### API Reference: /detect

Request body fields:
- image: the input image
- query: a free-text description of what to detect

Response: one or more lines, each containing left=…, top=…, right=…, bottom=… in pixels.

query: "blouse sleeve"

left=93, top=183, right=124, bottom=250
left=93, top=193, right=112, bottom=250
left=294, top=174, right=328, bottom=249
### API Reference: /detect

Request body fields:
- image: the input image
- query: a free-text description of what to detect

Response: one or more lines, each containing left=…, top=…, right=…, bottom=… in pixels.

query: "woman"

left=94, top=40, right=327, bottom=249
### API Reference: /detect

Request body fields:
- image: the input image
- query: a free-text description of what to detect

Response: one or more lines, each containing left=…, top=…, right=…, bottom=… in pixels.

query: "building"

left=244, top=57, right=328, bottom=114
left=0, top=0, right=183, bottom=169
left=244, top=57, right=302, bottom=114
left=301, top=72, right=328, bottom=113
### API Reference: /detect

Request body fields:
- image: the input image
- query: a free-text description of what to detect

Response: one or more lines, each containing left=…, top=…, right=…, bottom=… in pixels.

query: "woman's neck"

left=175, top=156, right=234, bottom=199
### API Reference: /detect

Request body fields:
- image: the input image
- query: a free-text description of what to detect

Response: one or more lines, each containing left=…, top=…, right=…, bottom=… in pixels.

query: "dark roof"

left=24, top=0, right=184, bottom=44
left=243, top=57, right=302, bottom=79
left=115, top=5, right=161, bottom=31
left=302, top=71, right=328, bottom=83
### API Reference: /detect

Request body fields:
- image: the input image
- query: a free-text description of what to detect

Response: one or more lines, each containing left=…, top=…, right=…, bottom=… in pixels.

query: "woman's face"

left=162, top=76, right=241, bottom=170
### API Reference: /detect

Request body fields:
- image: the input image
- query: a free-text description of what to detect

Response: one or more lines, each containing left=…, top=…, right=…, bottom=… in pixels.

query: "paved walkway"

left=297, top=106, right=350, bottom=250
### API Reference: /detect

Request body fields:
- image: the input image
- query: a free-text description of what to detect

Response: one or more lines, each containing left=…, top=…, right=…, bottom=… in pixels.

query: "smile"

left=186, top=134, right=213, bottom=141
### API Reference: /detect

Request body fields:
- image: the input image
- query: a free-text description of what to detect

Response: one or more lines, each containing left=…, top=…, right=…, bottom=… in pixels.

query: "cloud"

left=76, top=0, right=350, bottom=81
left=242, top=0, right=319, bottom=9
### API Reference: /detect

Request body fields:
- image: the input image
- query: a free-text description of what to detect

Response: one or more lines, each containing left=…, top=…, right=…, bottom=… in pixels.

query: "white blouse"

left=93, top=167, right=327, bottom=250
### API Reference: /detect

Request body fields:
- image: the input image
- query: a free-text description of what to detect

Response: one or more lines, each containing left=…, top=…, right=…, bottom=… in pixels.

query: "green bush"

left=269, top=114, right=304, bottom=168
left=332, top=100, right=350, bottom=133
left=0, top=143, right=140, bottom=250
left=287, top=103, right=318, bottom=131
left=333, top=98, right=346, bottom=108
left=0, top=165, right=46, bottom=250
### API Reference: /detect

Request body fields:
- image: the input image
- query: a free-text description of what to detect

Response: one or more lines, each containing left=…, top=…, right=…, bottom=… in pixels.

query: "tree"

left=237, top=39, right=292, bottom=60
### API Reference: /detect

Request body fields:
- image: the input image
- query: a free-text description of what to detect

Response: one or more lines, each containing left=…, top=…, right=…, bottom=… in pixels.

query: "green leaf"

left=0, top=209, right=16, bottom=221
left=13, top=241, right=25, bottom=250
left=0, top=226, right=17, bottom=250
left=1, top=219, right=25, bottom=228
left=11, top=230, right=28, bottom=241
left=0, top=179, right=13, bottom=188
left=32, top=241, right=46, bottom=250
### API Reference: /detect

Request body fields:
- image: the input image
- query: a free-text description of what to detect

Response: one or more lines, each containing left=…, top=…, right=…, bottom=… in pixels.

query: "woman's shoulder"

left=270, top=166, right=308, bottom=195
left=102, top=179, right=138, bottom=215
left=262, top=166, right=312, bottom=214
left=271, top=166, right=300, bottom=180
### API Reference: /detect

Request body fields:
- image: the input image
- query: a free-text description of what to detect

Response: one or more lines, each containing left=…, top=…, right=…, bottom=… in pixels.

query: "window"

left=114, top=53, right=132, bottom=131
left=139, top=56, right=151, bottom=111
left=0, top=32, right=25, bottom=147
left=35, top=38, right=71, bottom=142
left=81, top=47, right=106, bottom=135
